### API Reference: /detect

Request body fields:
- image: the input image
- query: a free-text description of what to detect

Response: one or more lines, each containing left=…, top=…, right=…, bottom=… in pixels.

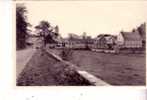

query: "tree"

left=82, top=32, right=88, bottom=49
left=16, top=4, right=29, bottom=49
left=82, top=32, right=87, bottom=39
left=35, top=21, right=58, bottom=47
left=54, top=25, right=59, bottom=33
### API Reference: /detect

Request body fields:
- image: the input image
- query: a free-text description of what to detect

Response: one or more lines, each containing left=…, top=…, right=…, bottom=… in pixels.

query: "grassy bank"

left=17, top=49, right=92, bottom=86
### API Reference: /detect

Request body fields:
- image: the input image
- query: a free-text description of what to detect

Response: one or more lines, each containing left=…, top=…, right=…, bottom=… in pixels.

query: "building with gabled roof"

left=117, top=30, right=142, bottom=48
left=95, top=34, right=116, bottom=49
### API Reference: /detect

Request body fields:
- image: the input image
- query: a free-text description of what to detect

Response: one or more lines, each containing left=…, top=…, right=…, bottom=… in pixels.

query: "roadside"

left=17, top=49, right=92, bottom=86
left=16, top=47, right=36, bottom=78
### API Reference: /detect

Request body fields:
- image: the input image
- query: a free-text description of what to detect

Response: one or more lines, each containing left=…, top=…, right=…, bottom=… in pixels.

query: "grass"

left=50, top=49, right=146, bottom=85
left=17, top=49, right=92, bottom=86
left=60, top=48, right=73, bottom=61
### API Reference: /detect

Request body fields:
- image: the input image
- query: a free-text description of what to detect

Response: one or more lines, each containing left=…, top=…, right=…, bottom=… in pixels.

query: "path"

left=17, top=49, right=92, bottom=86
left=16, top=48, right=36, bottom=78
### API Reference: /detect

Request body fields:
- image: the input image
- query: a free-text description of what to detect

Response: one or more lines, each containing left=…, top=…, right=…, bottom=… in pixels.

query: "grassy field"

left=50, top=49, right=146, bottom=85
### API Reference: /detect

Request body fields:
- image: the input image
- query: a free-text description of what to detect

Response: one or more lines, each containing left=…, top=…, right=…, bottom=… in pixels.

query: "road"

left=16, top=48, right=36, bottom=78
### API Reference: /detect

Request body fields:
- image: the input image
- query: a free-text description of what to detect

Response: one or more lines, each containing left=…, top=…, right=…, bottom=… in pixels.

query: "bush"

left=60, top=48, right=73, bottom=61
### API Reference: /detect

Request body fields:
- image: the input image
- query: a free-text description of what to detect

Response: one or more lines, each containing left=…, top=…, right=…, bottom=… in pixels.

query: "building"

left=61, top=34, right=85, bottom=49
left=61, top=34, right=95, bottom=49
left=117, top=30, right=142, bottom=48
left=95, top=34, right=116, bottom=49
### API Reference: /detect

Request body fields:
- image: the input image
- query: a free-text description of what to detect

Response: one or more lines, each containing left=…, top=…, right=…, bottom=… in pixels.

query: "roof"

left=68, top=38, right=85, bottom=43
left=96, top=34, right=116, bottom=41
left=121, top=31, right=142, bottom=41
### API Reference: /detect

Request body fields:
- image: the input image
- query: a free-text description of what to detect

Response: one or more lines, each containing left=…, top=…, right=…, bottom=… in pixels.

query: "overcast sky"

left=23, top=1, right=147, bottom=37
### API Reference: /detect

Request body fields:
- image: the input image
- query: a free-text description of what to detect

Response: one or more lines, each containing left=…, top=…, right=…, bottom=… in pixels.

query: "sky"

left=22, top=1, right=147, bottom=37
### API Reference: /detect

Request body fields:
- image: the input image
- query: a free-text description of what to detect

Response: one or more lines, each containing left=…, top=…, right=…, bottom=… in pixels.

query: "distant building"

left=61, top=34, right=85, bottom=48
left=95, top=34, right=116, bottom=49
left=68, top=38, right=86, bottom=49
left=117, top=30, right=142, bottom=48
left=61, top=34, right=95, bottom=49
left=95, top=34, right=107, bottom=49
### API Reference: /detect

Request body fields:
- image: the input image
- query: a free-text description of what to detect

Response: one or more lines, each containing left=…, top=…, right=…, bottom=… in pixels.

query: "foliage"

left=60, top=48, right=73, bottom=61
left=35, top=21, right=59, bottom=47
left=17, top=50, right=91, bottom=86
left=16, top=4, right=29, bottom=49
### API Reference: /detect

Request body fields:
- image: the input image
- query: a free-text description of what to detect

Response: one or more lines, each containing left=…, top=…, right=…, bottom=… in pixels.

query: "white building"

left=117, top=30, right=142, bottom=48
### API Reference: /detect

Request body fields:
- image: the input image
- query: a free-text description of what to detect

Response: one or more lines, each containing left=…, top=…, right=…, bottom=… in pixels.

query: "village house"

left=68, top=38, right=86, bottom=49
left=60, top=34, right=85, bottom=49
left=84, top=36, right=96, bottom=48
left=116, top=23, right=146, bottom=50
left=95, top=34, right=116, bottom=49
left=95, top=34, right=107, bottom=49
left=61, top=34, right=95, bottom=49
left=117, top=30, right=142, bottom=49
left=47, top=23, right=145, bottom=51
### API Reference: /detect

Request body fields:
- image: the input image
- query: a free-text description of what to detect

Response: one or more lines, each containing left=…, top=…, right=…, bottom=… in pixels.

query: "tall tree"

left=35, top=21, right=58, bottom=47
left=16, top=4, right=29, bottom=49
